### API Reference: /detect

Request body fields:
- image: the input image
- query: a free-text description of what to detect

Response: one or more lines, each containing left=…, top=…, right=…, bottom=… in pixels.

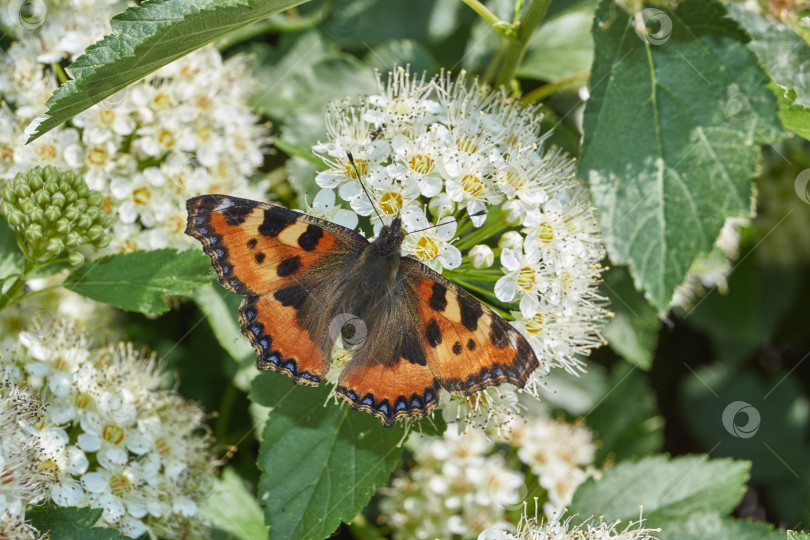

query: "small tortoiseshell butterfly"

left=186, top=194, right=539, bottom=427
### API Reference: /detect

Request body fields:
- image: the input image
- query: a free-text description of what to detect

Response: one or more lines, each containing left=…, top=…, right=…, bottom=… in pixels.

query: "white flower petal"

left=494, top=276, right=517, bottom=303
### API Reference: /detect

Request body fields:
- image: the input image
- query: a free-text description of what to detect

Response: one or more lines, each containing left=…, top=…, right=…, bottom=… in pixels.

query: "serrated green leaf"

left=789, top=531, right=810, bottom=540
left=28, top=0, right=309, bottom=141
left=252, top=372, right=404, bottom=540
left=201, top=467, right=269, bottom=540
left=601, top=266, right=661, bottom=370
left=726, top=5, right=810, bottom=107
left=63, top=249, right=213, bottom=314
left=26, top=506, right=129, bottom=539
left=580, top=0, right=781, bottom=311
left=569, top=455, right=750, bottom=524
left=657, top=512, right=784, bottom=540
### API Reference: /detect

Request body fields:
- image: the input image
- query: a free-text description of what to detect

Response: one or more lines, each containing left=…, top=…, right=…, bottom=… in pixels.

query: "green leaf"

left=789, top=531, right=810, bottom=540
left=657, top=512, right=784, bottom=540
left=519, top=7, right=594, bottom=82
left=192, top=284, right=254, bottom=363
left=580, top=0, right=781, bottom=311
left=201, top=467, right=269, bottom=540
left=726, top=5, right=810, bottom=107
left=586, top=362, right=663, bottom=463
left=252, top=372, right=405, bottom=540
left=0, top=218, right=24, bottom=281
left=601, top=266, right=661, bottom=370
left=27, top=0, right=309, bottom=141
left=63, top=249, right=213, bottom=315
left=569, top=455, right=750, bottom=524
left=26, top=506, right=129, bottom=539
left=775, top=87, right=810, bottom=142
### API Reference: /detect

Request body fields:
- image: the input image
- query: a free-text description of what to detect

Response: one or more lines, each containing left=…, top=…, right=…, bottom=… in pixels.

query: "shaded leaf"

left=601, top=266, right=661, bottom=370
left=201, top=467, right=269, bottom=540
left=28, top=0, right=309, bottom=141
left=657, top=512, right=784, bottom=540
left=26, top=506, right=128, bottom=539
left=64, top=249, right=212, bottom=315
left=519, top=8, right=594, bottom=82
left=586, top=362, right=663, bottom=462
left=580, top=0, right=781, bottom=311
left=364, top=39, right=438, bottom=74
left=253, top=372, right=404, bottom=539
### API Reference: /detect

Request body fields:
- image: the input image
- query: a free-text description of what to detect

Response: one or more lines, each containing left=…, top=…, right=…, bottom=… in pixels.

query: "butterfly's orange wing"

left=403, top=258, right=539, bottom=395
left=186, top=194, right=367, bottom=385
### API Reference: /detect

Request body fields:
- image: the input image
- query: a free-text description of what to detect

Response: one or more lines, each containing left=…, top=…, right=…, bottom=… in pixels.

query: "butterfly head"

left=373, top=217, right=404, bottom=258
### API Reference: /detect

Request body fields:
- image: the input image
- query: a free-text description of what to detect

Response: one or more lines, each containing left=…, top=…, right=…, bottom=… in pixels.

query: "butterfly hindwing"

left=403, top=258, right=539, bottom=395
left=186, top=194, right=368, bottom=385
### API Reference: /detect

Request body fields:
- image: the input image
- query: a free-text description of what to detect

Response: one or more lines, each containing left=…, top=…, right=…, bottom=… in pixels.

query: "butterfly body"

left=186, top=195, right=539, bottom=427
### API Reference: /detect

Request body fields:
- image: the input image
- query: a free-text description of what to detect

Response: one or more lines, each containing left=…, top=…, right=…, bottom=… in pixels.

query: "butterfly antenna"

left=346, top=152, right=383, bottom=223
left=404, top=209, right=488, bottom=235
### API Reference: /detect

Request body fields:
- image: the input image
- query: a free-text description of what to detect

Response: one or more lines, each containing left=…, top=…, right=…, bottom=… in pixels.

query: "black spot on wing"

left=467, top=338, right=476, bottom=351
left=254, top=252, right=265, bottom=264
left=400, top=333, right=427, bottom=366
left=429, top=282, right=447, bottom=312
left=246, top=238, right=257, bottom=249
left=458, top=294, right=483, bottom=331
left=489, top=317, right=511, bottom=349
left=452, top=341, right=462, bottom=355
left=277, top=256, right=301, bottom=277
left=258, top=207, right=297, bottom=237
left=273, top=284, right=308, bottom=311
left=298, top=224, right=323, bottom=251
left=426, top=319, right=442, bottom=348
left=222, top=204, right=253, bottom=226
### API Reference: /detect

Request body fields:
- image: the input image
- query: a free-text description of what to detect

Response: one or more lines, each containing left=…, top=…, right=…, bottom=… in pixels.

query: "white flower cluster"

left=312, top=68, right=608, bottom=377
left=380, top=424, right=525, bottom=539
left=380, top=411, right=598, bottom=538
left=0, top=322, right=218, bottom=539
left=509, top=415, right=596, bottom=515
left=0, top=0, right=270, bottom=253
left=480, top=505, right=660, bottom=540
left=0, top=385, right=50, bottom=540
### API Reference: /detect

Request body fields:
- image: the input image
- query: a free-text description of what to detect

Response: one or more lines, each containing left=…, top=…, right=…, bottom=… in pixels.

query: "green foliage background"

left=4, top=0, right=810, bottom=538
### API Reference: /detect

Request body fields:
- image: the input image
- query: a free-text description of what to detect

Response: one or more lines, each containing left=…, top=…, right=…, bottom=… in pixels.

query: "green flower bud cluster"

left=1, top=166, right=112, bottom=266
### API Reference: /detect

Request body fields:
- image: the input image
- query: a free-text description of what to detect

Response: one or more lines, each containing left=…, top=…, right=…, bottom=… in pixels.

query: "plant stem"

left=494, top=0, right=552, bottom=88
left=459, top=0, right=518, bottom=39
left=520, top=71, right=590, bottom=106
left=0, top=259, right=37, bottom=311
